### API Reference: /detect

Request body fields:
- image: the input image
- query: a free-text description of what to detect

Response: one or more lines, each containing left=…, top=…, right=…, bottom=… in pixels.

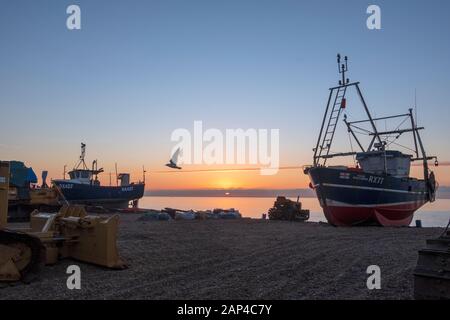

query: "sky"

left=1, top=0, right=450, bottom=190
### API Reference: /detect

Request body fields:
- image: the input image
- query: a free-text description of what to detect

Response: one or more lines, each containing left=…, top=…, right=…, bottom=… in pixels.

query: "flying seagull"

left=166, top=148, right=182, bottom=169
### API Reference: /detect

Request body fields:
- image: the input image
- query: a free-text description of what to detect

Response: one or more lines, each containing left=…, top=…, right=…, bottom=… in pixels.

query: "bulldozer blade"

left=62, top=214, right=127, bottom=269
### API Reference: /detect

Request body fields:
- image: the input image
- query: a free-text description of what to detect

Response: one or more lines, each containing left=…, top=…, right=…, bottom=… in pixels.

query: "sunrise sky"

left=1, top=0, right=450, bottom=191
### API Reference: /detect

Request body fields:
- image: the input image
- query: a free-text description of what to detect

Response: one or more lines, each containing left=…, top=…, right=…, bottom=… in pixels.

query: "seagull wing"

left=170, top=148, right=181, bottom=165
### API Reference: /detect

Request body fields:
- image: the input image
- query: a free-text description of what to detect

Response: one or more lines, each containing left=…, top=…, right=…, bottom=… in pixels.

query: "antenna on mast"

left=337, top=54, right=350, bottom=85
left=74, top=143, right=88, bottom=170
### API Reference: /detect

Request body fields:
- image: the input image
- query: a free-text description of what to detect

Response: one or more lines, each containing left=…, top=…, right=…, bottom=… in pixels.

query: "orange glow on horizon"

left=20, top=159, right=450, bottom=191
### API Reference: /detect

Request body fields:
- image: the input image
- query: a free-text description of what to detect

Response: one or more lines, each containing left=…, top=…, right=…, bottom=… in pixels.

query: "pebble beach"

left=1, top=215, right=443, bottom=300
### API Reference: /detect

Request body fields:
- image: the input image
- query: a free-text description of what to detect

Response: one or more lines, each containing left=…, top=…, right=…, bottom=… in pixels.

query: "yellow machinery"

left=29, top=187, right=59, bottom=206
left=268, top=196, right=310, bottom=221
left=0, top=161, right=126, bottom=282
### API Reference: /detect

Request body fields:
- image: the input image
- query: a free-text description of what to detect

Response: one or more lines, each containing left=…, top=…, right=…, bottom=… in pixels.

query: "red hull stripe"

left=323, top=201, right=426, bottom=227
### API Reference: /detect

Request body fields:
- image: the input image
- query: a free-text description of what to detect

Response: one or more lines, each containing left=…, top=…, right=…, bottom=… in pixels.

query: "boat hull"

left=52, top=181, right=145, bottom=208
left=307, top=167, right=429, bottom=227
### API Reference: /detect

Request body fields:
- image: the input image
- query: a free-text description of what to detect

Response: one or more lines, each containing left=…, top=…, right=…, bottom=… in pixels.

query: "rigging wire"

left=382, top=116, right=410, bottom=144
left=347, top=129, right=356, bottom=166
left=384, top=139, right=417, bottom=154
left=349, top=123, right=371, bottom=134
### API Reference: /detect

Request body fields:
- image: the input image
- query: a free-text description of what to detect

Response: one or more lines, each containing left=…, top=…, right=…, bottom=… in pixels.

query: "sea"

left=139, top=196, right=450, bottom=228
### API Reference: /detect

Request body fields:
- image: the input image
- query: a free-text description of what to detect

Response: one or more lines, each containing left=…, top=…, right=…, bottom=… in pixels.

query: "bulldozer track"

left=0, top=229, right=45, bottom=282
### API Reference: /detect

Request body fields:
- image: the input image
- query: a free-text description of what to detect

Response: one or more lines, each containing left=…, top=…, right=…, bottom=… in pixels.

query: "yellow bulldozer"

left=0, top=161, right=126, bottom=282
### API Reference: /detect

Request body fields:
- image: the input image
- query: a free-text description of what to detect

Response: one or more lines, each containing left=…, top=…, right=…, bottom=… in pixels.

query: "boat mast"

left=409, top=108, right=420, bottom=159
left=115, top=163, right=118, bottom=187
left=354, top=84, right=382, bottom=151
left=142, top=165, right=146, bottom=184
left=313, top=54, right=382, bottom=166
left=410, top=109, right=429, bottom=180
left=74, top=143, right=88, bottom=170
left=338, top=53, right=348, bottom=86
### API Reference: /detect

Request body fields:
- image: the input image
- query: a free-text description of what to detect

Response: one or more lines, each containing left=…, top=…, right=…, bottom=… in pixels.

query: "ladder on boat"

left=314, top=85, right=348, bottom=165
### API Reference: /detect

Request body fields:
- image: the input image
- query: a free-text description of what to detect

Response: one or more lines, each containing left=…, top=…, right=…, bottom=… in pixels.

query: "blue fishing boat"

left=52, top=144, right=145, bottom=208
left=304, top=55, right=438, bottom=226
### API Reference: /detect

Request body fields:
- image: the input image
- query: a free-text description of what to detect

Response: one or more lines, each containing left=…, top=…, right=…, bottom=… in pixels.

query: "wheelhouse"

left=67, top=169, right=93, bottom=184
left=356, top=150, right=412, bottom=178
